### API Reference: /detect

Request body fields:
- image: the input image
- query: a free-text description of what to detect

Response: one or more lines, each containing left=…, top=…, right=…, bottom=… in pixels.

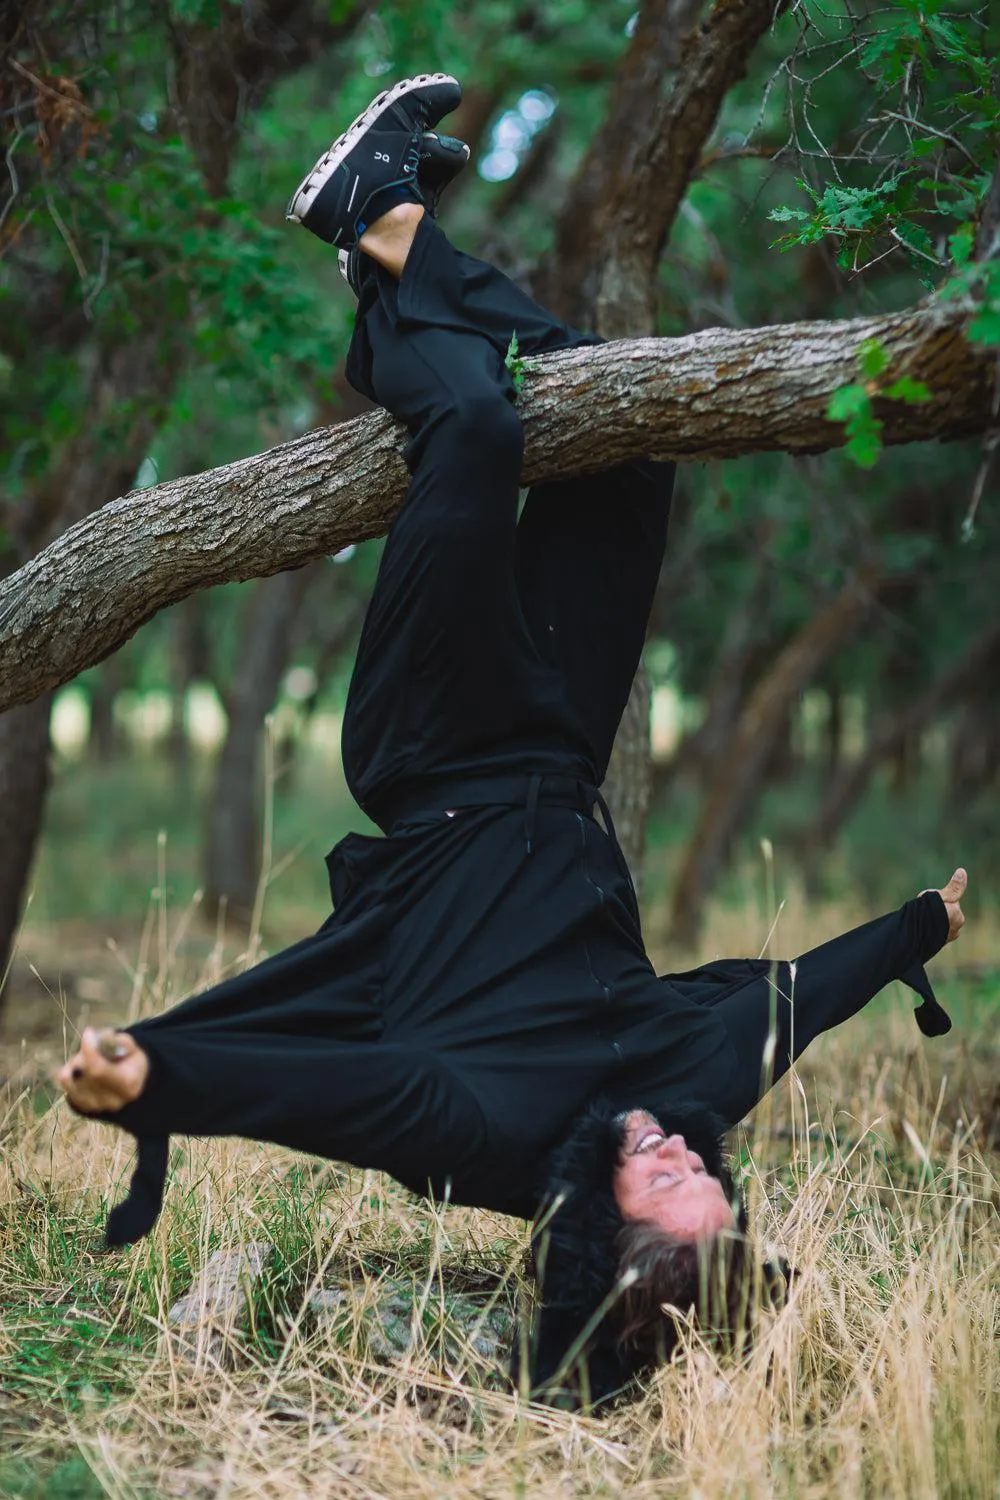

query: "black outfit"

left=100, top=219, right=951, bottom=1271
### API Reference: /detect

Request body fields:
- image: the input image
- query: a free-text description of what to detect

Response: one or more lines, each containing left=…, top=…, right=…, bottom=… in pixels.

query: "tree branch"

left=171, top=0, right=373, bottom=196
left=541, top=0, right=785, bottom=338
left=535, top=0, right=702, bottom=327
left=0, top=301, right=993, bottom=716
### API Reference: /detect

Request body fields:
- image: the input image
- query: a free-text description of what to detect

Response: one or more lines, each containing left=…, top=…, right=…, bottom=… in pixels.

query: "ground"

left=1, top=749, right=998, bottom=1498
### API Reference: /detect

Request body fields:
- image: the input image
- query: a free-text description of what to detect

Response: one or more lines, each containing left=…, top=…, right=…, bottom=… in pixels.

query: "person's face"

left=612, top=1110, right=738, bottom=1239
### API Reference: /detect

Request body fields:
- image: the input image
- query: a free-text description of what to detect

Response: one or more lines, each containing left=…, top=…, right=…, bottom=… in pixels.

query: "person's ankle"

left=358, top=201, right=425, bottom=277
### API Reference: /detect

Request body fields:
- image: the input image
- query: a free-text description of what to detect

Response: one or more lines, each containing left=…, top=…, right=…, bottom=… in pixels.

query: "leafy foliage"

left=765, top=1, right=999, bottom=469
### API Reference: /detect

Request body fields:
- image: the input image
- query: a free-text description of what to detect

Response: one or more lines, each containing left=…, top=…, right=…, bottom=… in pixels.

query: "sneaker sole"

left=286, top=73, right=460, bottom=225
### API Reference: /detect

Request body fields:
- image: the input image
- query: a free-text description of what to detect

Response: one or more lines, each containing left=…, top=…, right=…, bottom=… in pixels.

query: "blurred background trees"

left=1, top=0, right=998, bottom=1011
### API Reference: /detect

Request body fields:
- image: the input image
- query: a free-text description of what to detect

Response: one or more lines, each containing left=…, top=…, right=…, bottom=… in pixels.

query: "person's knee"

left=446, top=389, right=524, bottom=469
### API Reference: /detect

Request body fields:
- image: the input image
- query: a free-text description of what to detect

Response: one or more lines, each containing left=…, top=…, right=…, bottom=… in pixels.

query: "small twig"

left=43, top=186, right=88, bottom=281
left=890, top=226, right=942, bottom=266
left=696, top=142, right=786, bottom=174
left=83, top=230, right=110, bottom=318
left=878, top=110, right=982, bottom=175
left=9, top=57, right=82, bottom=107
left=849, top=242, right=898, bottom=279
left=0, top=128, right=26, bottom=240
left=962, top=373, right=1000, bottom=541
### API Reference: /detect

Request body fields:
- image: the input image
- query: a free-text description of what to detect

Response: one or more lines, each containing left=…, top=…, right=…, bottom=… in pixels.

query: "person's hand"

left=926, top=868, right=967, bottom=944
left=56, top=1028, right=149, bottom=1114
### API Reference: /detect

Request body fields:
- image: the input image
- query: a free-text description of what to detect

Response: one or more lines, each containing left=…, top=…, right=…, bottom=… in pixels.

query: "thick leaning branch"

left=0, top=302, right=993, bottom=715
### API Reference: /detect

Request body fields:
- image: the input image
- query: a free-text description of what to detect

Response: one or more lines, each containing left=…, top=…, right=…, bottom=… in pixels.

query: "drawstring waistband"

left=370, top=770, right=637, bottom=909
left=372, top=770, right=624, bottom=856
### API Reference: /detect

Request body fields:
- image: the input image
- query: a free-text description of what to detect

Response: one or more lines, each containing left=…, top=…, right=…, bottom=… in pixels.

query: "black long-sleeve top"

left=102, top=787, right=950, bottom=1245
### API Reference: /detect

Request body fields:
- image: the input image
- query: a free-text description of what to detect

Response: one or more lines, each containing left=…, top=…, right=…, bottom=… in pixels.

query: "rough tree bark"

left=541, top=0, right=787, bottom=338
left=0, top=696, right=52, bottom=972
left=666, top=570, right=880, bottom=945
left=1, top=303, right=992, bottom=719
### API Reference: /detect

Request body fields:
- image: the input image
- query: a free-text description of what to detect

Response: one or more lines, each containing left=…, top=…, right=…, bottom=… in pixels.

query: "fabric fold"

left=105, top=1134, right=169, bottom=1248
left=900, top=961, right=952, bottom=1036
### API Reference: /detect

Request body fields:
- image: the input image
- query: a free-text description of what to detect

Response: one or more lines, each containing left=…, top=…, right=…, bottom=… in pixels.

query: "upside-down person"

left=57, top=76, right=967, bottom=1409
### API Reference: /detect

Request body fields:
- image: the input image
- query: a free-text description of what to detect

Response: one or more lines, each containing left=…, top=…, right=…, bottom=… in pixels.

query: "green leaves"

left=504, top=331, right=529, bottom=394
left=768, top=0, right=999, bottom=292
left=828, top=341, right=933, bottom=469
left=939, top=244, right=1000, bottom=350
left=858, top=338, right=889, bottom=381
left=828, top=383, right=881, bottom=468
left=883, top=377, right=931, bottom=404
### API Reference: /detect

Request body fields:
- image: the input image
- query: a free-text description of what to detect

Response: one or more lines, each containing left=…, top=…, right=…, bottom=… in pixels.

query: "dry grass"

left=1, top=882, right=998, bottom=1500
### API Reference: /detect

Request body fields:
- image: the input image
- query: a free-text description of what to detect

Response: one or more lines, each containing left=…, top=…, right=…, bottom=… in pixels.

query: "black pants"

left=340, top=215, right=675, bottom=823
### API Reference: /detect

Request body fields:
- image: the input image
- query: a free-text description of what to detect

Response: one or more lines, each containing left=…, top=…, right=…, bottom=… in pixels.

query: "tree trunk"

left=666, top=571, right=879, bottom=945
left=0, top=696, right=52, bottom=981
left=602, top=665, right=653, bottom=887
left=660, top=555, right=773, bottom=793
left=825, top=681, right=844, bottom=777
left=804, top=624, right=1000, bottom=856
left=277, top=589, right=367, bottom=793
left=534, top=0, right=785, bottom=885
left=949, top=695, right=1000, bottom=801
left=203, top=569, right=311, bottom=922
left=165, top=596, right=212, bottom=775
left=89, top=657, right=125, bottom=762
left=798, top=622, right=1000, bottom=882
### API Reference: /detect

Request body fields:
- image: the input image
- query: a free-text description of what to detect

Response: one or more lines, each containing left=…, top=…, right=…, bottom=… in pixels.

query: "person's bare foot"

left=927, top=867, right=967, bottom=943
left=56, top=1028, right=149, bottom=1114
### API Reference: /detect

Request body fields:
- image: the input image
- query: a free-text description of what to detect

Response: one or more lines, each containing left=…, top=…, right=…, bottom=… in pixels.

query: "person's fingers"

left=96, top=1029, right=132, bottom=1061
left=80, top=1029, right=126, bottom=1083
left=56, top=1028, right=147, bottom=1112
left=942, top=867, right=968, bottom=902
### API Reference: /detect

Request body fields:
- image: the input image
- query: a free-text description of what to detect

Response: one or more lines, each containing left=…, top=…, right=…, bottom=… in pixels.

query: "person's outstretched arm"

left=710, top=869, right=966, bottom=1126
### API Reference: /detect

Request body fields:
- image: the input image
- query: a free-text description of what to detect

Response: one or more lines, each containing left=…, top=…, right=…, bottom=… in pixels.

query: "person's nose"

left=655, top=1134, right=689, bottom=1165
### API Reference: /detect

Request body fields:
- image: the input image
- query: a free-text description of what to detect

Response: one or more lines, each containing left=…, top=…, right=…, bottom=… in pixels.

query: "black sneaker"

left=419, top=131, right=471, bottom=215
left=286, top=73, right=462, bottom=248
left=336, top=130, right=470, bottom=295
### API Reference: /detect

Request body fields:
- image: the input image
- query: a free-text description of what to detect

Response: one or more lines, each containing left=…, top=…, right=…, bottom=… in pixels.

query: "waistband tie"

left=373, top=771, right=622, bottom=851
left=371, top=771, right=636, bottom=902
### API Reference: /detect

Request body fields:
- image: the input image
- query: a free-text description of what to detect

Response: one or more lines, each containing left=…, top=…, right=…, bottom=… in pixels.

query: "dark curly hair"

left=516, top=1095, right=787, bottom=1409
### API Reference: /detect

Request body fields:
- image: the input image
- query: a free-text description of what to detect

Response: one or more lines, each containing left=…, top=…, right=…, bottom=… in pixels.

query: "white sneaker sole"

left=286, top=72, right=460, bottom=226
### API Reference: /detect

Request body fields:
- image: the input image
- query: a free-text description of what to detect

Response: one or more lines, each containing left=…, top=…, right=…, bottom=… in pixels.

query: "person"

left=56, top=75, right=967, bottom=1409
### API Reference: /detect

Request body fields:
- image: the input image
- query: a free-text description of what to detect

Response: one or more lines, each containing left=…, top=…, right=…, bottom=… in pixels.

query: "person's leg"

left=350, top=207, right=674, bottom=787
left=346, top=209, right=595, bottom=403
left=341, top=211, right=601, bottom=811
left=514, top=460, right=675, bottom=781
